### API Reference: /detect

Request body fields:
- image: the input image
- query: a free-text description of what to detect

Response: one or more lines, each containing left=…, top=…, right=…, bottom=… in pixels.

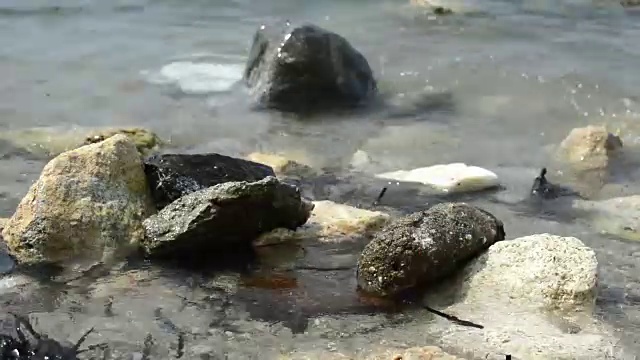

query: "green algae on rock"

left=356, top=202, right=505, bottom=297
left=1, top=134, right=155, bottom=265
left=0, top=126, right=164, bottom=158
left=84, top=127, right=163, bottom=156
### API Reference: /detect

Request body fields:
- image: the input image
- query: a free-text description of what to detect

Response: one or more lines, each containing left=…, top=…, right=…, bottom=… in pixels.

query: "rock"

left=243, top=22, right=377, bottom=113
left=144, top=153, right=276, bottom=210
left=557, top=125, right=622, bottom=171
left=0, top=126, right=164, bottom=158
left=83, top=127, right=163, bottom=156
left=1, top=134, right=155, bottom=265
left=375, top=163, right=500, bottom=194
left=142, top=176, right=313, bottom=259
left=457, top=234, right=598, bottom=310
left=421, top=234, right=617, bottom=359
left=255, top=200, right=391, bottom=246
left=246, top=152, right=316, bottom=177
left=357, top=202, right=505, bottom=297
left=573, top=195, right=640, bottom=241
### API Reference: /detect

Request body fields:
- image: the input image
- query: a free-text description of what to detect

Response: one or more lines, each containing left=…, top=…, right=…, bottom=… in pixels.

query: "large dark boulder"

left=142, top=176, right=314, bottom=259
left=144, top=153, right=276, bottom=210
left=243, top=22, right=378, bottom=113
left=356, top=202, right=505, bottom=297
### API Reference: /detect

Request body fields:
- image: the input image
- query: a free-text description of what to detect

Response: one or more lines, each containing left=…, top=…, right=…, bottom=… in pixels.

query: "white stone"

left=375, top=163, right=499, bottom=193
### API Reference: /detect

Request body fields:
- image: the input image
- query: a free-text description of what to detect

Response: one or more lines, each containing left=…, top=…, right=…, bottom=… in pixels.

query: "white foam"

left=144, top=61, right=244, bottom=94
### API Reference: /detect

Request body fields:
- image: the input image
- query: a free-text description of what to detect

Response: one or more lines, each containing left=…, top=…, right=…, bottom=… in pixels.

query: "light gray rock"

left=457, top=234, right=598, bottom=310
left=422, top=234, right=622, bottom=359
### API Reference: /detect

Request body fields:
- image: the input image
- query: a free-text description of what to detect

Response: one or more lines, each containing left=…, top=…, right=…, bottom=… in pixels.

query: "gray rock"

left=356, top=202, right=505, bottom=297
left=144, top=153, right=276, bottom=210
left=244, top=22, right=377, bottom=114
left=142, top=176, right=314, bottom=259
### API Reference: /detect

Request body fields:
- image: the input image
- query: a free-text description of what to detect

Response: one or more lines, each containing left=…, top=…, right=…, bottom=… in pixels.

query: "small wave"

left=143, top=61, right=245, bottom=95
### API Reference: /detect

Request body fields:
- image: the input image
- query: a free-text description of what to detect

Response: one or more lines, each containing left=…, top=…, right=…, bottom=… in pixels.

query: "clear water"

left=1, top=0, right=640, bottom=358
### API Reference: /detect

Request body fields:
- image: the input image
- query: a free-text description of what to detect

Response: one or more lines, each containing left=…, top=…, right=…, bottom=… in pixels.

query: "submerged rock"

left=357, top=202, right=505, bottom=297
left=375, top=163, right=500, bottom=194
left=410, top=0, right=455, bottom=14
left=573, top=195, right=640, bottom=242
left=243, top=22, right=377, bottom=113
left=142, top=176, right=313, bottom=259
left=144, top=153, right=276, bottom=210
left=84, top=127, right=163, bottom=156
left=246, top=152, right=317, bottom=178
left=0, top=126, right=164, bottom=159
left=2, top=134, right=155, bottom=265
left=255, top=200, right=391, bottom=246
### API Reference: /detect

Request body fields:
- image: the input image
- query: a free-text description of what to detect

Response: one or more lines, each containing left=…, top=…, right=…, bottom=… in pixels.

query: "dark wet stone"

left=243, top=22, right=377, bottom=114
left=144, top=153, right=276, bottom=210
left=530, top=168, right=580, bottom=200
left=0, top=313, right=87, bottom=360
left=142, top=177, right=314, bottom=260
left=356, top=202, right=505, bottom=297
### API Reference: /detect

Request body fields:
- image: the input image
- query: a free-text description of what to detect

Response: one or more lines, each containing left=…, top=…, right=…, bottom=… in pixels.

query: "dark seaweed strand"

left=372, top=187, right=388, bottom=206
left=422, top=305, right=484, bottom=329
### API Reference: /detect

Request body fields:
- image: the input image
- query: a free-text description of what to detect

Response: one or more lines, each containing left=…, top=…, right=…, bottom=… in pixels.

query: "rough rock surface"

left=243, top=22, right=377, bottom=113
left=456, top=234, right=598, bottom=310
left=357, top=202, right=505, bottom=297
left=144, top=153, right=275, bottom=210
left=255, top=200, right=391, bottom=246
left=142, top=176, right=313, bottom=258
left=421, top=234, right=618, bottom=359
left=573, top=195, right=640, bottom=241
left=1, top=134, right=154, bottom=265
left=558, top=125, right=622, bottom=171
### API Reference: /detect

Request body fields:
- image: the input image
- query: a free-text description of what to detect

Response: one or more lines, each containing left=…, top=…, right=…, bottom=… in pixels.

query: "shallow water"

left=1, top=0, right=640, bottom=358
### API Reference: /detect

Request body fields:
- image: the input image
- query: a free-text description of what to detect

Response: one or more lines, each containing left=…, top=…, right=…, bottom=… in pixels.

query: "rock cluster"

left=0, top=23, right=625, bottom=360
